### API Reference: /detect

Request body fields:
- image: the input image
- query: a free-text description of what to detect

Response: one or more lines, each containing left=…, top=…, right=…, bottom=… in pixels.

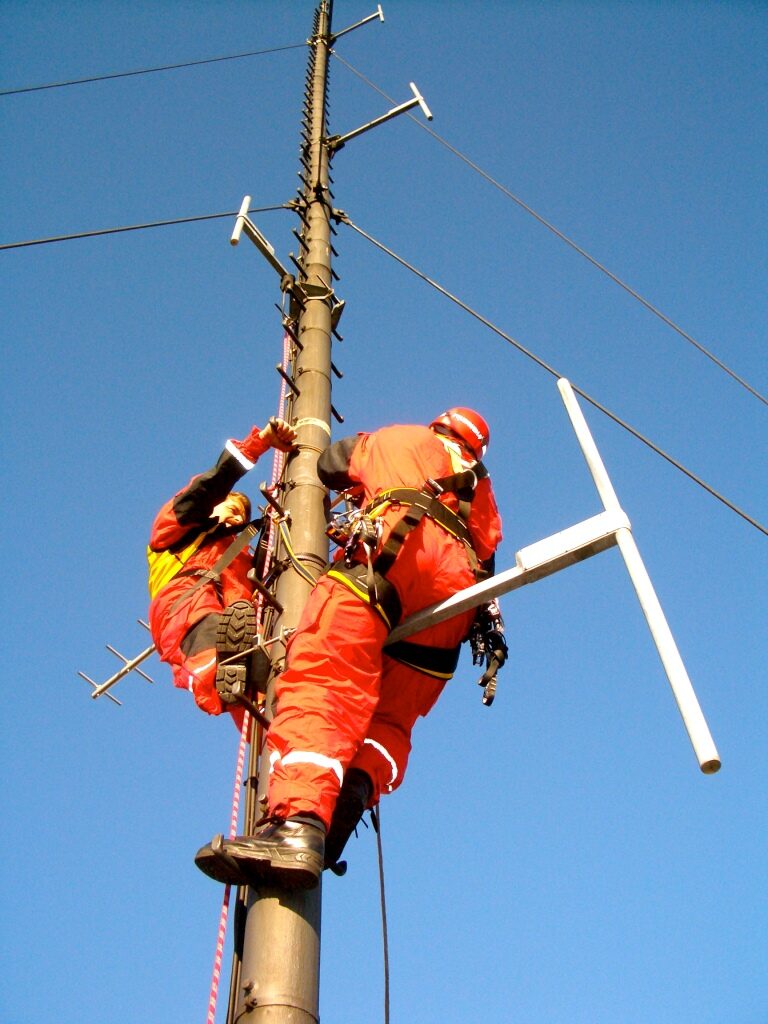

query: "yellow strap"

left=327, top=567, right=396, bottom=631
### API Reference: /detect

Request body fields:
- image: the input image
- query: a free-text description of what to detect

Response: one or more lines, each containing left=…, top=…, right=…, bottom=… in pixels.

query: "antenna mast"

left=222, top=3, right=432, bottom=1017
left=229, top=3, right=335, bottom=1022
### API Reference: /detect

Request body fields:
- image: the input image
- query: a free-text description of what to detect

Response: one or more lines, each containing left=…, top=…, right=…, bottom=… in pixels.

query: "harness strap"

left=384, top=638, right=462, bottom=679
left=326, top=563, right=403, bottom=631
left=366, top=487, right=478, bottom=577
left=166, top=520, right=261, bottom=617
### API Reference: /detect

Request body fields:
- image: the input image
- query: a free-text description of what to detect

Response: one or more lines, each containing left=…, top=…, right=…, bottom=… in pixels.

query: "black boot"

left=195, top=815, right=325, bottom=891
left=215, top=600, right=257, bottom=704
left=324, top=769, right=373, bottom=876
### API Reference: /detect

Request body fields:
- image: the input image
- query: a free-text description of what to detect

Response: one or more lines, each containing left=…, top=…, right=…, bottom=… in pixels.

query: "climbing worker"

left=195, top=407, right=504, bottom=889
left=147, top=417, right=296, bottom=725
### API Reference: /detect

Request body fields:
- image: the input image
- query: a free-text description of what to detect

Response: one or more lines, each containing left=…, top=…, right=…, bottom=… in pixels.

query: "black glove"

left=469, top=599, right=508, bottom=706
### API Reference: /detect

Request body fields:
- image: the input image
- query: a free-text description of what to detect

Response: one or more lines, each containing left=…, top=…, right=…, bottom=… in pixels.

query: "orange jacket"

left=318, top=424, right=503, bottom=623
left=147, top=443, right=262, bottom=670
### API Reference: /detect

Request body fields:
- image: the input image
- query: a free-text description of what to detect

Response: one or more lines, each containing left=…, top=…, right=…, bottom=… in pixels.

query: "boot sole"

left=216, top=601, right=256, bottom=658
left=215, top=602, right=256, bottom=694
left=195, top=834, right=322, bottom=891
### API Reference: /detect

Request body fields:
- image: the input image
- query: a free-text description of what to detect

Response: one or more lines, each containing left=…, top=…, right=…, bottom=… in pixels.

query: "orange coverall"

left=266, top=424, right=503, bottom=828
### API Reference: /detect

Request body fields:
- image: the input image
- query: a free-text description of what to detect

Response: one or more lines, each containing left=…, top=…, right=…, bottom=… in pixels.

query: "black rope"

left=0, top=43, right=307, bottom=97
left=331, top=51, right=768, bottom=410
left=0, top=205, right=289, bottom=251
left=341, top=215, right=767, bottom=538
left=371, top=805, right=390, bottom=1024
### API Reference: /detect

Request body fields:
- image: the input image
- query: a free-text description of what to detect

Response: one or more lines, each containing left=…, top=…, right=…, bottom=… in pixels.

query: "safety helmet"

left=429, top=407, right=490, bottom=460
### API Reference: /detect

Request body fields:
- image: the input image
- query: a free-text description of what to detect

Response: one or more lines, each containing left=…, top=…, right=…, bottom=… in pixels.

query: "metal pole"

left=231, top=4, right=335, bottom=1022
left=556, top=378, right=721, bottom=774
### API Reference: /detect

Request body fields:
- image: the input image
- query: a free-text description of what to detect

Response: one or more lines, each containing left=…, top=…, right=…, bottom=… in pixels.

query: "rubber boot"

left=324, top=768, right=373, bottom=875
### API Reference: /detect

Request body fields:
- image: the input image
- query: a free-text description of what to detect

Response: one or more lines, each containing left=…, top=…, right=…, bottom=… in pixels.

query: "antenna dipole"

left=229, top=3, right=335, bottom=1022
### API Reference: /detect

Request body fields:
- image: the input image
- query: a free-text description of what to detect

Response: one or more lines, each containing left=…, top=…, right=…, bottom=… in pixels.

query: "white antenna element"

left=556, top=378, right=720, bottom=774
left=409, top=82, right=433, bottom=121
left=326, top=80, right=434, bottom=151
left=331, top=5, right=384, bottom=42
left=230, top=196, right=292, bottom=283
left=230, top=194, right=253, bottom=246
left=388, top=379, right=721, bottom=775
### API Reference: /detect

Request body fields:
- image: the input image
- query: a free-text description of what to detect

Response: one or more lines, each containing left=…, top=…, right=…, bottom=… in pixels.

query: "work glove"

left=232, top=417, right=296, bottom=462
left=259, top=417, right=297, bottom=453
left=469, top=599, right=508, bottom=706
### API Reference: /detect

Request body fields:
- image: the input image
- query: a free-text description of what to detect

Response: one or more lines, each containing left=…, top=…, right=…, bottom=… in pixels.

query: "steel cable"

left=331, top=52, right=767, bottom=409
left=340, top=215, right=767, bottom=538
left=0, top=205, right=289, bottom=251
left=0, top=43, right=307, bottom=97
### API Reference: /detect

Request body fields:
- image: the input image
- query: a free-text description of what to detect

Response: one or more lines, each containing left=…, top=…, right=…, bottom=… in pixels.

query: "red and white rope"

left=206, top=331, right=293, bottom=1023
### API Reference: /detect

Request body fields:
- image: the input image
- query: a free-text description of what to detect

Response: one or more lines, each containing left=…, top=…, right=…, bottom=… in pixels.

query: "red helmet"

left=430, top=407, right=489, bottom=460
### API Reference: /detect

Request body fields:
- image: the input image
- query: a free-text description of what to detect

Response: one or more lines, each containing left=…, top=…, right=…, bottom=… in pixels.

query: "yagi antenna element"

left=326, top=81, right=433, bottom=152
left=331, top=4, right=385, bottom=43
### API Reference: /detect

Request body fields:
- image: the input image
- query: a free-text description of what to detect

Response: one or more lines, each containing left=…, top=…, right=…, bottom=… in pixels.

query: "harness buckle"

left=343, top=512, right=382, bottom=568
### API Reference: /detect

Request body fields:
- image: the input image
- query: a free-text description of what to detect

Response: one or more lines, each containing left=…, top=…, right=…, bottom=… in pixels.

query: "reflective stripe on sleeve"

left=363, top=738, right=398, bottom=792
left=225, top=439, right=255, bottom=471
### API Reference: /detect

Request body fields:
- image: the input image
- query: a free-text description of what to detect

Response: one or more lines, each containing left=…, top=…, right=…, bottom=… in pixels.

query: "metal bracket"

left=326, top=82, right=432, bottom=153
left=259, top=482, right=289, bottom=522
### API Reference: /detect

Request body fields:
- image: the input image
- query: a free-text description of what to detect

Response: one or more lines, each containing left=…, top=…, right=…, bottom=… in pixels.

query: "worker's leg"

left=267, top=576, right=389, bottom=829
left=349, top=657, right=447, bottom=803
left=195, top=577, right=388, bottom=890
left=322, top=659, right=447, bottom=873
left=175, top=603, right=254, bottom=727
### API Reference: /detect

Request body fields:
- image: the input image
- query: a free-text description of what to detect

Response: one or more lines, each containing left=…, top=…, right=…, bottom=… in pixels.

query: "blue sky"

left=1, top=2, right=766, bottom=1022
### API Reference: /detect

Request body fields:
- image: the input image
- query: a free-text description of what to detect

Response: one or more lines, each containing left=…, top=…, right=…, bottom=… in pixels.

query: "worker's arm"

left=150, top=419, right=295, bottom=550
left=316, top=434, right=361, bottom=491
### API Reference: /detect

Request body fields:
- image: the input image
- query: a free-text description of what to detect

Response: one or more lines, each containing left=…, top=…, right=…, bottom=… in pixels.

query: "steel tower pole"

left=231, top=3, right=335, bottom=1022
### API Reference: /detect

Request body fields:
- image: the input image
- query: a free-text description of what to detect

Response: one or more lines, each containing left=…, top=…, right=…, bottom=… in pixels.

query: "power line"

left=340, top=214, right=767, bottom=539
left=332, top=52, right=768, bottom=410
left=0, top=43, right=307, bottom=97
left=5, top=199, right=762, bottom=537
left=0, top=206, right=288, bottom=251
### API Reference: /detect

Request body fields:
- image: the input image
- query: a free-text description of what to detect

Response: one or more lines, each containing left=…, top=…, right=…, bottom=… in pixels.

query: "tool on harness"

left=343, top=511, right=383, bottom=567
left=325, top=472, right=491, bottom=676
left=326, top=470, right=486, bottom=622
left=468, top=598, right=508, bottom=706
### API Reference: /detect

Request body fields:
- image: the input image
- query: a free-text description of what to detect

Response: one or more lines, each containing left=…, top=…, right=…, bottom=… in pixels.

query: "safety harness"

left=326, top=465, right=489, bottom=679
left=147, top=520, right=264, bottom=616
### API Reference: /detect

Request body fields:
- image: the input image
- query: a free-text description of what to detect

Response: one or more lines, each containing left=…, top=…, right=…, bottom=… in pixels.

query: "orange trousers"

left=266, top=575, right=468, bottom=828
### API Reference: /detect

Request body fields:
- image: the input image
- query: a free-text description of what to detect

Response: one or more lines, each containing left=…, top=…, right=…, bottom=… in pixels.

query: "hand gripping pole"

left=556, top=378, right=720, bottom=774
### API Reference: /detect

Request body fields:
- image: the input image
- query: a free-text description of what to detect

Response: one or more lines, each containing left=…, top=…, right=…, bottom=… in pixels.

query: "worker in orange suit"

left=196, top=408, right=504, bottom=888
left=147, top=417, right=295, bottom=725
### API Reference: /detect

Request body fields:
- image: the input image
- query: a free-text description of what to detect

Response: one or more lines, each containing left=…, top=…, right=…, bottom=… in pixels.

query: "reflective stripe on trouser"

left=348, top=658, right=447, bottom=803
left=267, top=576, right=389, bottom=829
left=169, top=643, right=245, bottom=731
left=266, top=575, right=454, bottom=825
